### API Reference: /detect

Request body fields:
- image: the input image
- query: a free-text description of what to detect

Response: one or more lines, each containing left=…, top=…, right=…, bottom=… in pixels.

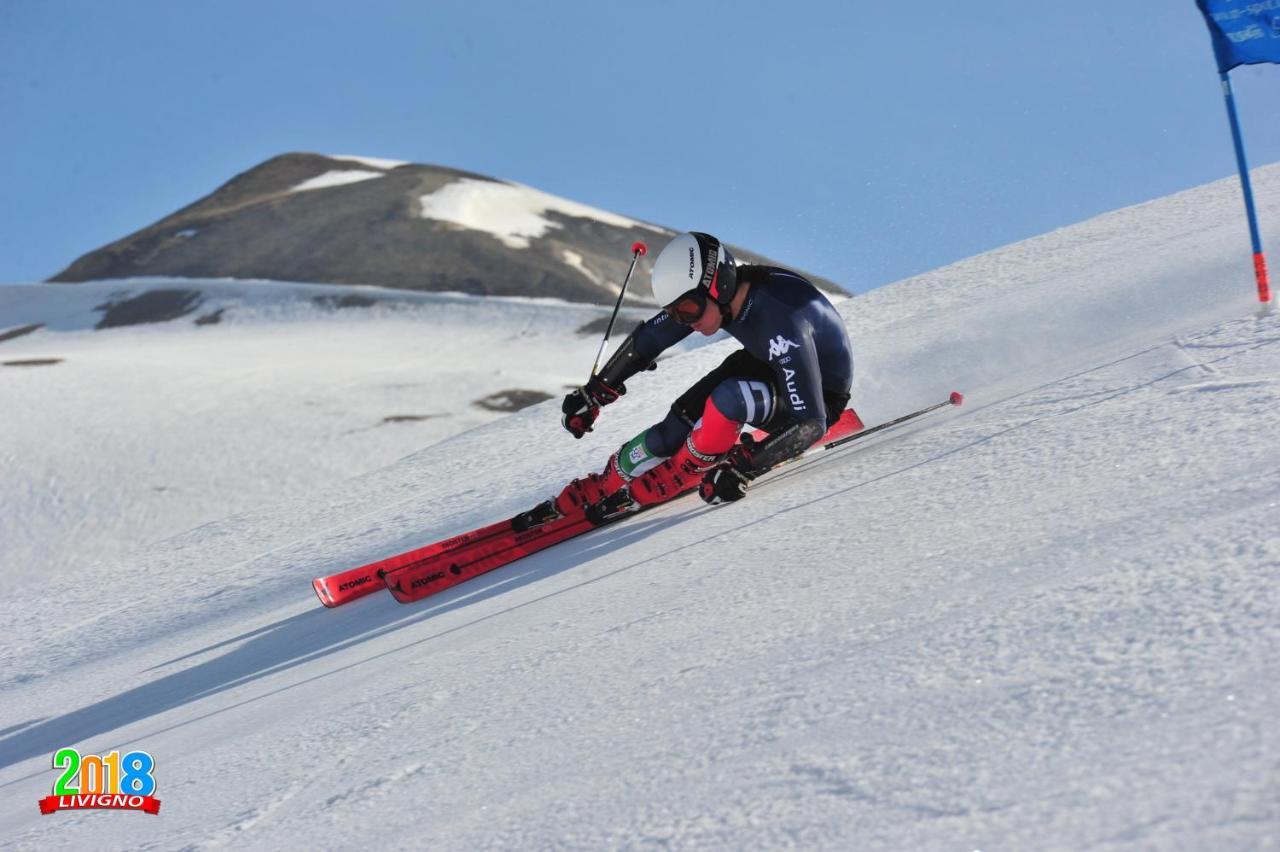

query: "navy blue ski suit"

left=599, top=265, right=854, bottom=476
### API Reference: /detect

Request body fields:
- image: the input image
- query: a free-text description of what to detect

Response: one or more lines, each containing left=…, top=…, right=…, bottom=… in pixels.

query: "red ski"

left=382, top=408, right=871, bottom=604
left=312, top=517, right=516, bottom=607
left=313, top=409, right=866, bottom=608
left=385, top=513, right=601, bottom=603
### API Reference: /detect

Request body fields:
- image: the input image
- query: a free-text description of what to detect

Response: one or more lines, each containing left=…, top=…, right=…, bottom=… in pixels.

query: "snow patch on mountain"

left=289, top=169, right=385, bottom=193
left=327, top=155, right=408, bottom=170
left=559, top=248, right=619, bottom=293
left=418, top=178, right=665, bottom=249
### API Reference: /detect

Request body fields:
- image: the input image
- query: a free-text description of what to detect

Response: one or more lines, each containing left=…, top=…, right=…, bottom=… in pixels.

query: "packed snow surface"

left=418, top=177, right=666, bottom=249
left=0, top=281, right=643, bottom=583
left=1, top=165, right=1278, bottom=849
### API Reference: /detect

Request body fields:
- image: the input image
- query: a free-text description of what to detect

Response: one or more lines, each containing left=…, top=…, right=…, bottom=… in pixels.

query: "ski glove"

left=699, top=464, right=753, bottom=505
left=699, top=434, right=761, bottom=504
left=561, top=376, right=625, bottom=439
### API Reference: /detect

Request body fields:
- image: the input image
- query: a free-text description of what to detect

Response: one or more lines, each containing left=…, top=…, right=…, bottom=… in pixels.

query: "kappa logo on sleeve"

left=767, top=335, right=800, bottom=360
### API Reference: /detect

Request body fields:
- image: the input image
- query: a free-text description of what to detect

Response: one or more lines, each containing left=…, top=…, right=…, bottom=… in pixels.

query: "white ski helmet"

left=650, top=232, right=738, bottom=310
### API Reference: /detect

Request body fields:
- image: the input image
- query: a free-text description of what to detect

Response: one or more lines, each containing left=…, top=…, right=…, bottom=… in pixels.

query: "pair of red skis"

left=313, top=394, right=962, bottom=609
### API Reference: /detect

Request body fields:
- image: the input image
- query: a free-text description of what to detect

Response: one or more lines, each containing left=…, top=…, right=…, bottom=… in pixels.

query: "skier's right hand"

left=561, top=376, right=625, bottom=439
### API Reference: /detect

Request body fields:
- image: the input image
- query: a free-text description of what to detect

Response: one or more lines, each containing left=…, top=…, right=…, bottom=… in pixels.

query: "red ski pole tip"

left=631, top=241, right=648, bottom=257
left=949, top=391, right=964, bottom=406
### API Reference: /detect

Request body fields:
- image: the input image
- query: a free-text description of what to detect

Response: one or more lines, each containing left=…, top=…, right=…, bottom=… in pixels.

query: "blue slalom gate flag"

left=1197, top=0, right=1278, bottom=301
left=1196, top=0, right=1280, bottom=72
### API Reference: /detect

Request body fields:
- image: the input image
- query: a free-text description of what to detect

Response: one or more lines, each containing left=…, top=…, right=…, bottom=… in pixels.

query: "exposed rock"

left=313, top=293, right=378, bottom=310
left=194, top=308, right=226, bottom=326
left=474, top=389, right=555, bottom=412
left=95, top=289, right=203, bottom=329
left=0, top=323, right=44, bottom=344
left=381, top=414, right=444, bottom=424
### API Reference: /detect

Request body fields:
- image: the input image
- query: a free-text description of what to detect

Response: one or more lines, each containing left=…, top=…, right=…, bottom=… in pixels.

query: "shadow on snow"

left=0, top=507, right=695, bottom=778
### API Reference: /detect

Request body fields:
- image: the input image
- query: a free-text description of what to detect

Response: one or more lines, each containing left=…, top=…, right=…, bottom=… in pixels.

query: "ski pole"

left=589, top=241, right=647, bottom=378
left=824, top=391, right=964, bottom=450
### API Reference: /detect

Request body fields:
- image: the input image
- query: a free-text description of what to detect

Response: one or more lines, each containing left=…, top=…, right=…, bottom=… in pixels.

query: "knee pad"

left=708, top=379, right=776, bottom=428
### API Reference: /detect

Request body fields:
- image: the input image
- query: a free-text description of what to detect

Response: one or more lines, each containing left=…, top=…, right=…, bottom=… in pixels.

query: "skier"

left=524, top=231, right=855, bottom=528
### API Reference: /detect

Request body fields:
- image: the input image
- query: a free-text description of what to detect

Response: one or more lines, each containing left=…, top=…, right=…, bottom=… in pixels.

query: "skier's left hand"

left=699, top=463, right=753, bottom=505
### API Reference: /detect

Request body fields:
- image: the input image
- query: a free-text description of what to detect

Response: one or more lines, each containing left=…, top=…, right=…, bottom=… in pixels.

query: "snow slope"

left=1, top=165, right=1278, bottom=849
left=0, top=280, right=654, bottom=584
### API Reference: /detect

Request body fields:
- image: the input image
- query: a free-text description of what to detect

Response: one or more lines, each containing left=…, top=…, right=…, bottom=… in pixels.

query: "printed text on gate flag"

left=1196, top=0, right=1280, bottom=71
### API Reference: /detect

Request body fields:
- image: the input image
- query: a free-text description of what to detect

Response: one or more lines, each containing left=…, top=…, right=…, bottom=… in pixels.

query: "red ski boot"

left=513, top=464, right=625, bottom=531
left=553, top=469, right=620, bottom=516
left=586, top=438, right=725, bottom=525
left=630, top=440, right=723, bottom=507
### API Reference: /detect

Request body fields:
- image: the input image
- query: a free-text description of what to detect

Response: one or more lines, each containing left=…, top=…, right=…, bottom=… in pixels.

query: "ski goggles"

left=663, top=288, right=710, bottom=325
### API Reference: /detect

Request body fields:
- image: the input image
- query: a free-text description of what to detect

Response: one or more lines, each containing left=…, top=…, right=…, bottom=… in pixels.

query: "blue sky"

left=2, top=0, right=1277, bottom=292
